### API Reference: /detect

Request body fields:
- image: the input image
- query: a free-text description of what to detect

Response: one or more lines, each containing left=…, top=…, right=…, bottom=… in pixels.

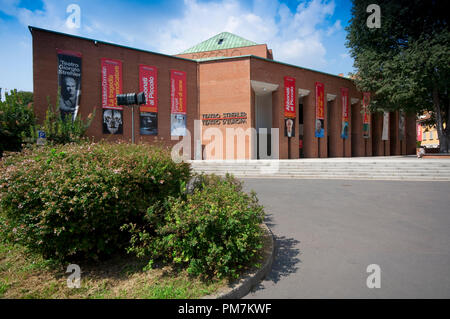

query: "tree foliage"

left=0, top=90, right=36, bottom=156
left=346, top=0, right=449, bottom=151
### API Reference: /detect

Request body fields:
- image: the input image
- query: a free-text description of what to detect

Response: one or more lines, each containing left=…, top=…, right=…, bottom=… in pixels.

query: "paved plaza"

left=241, top=178, right=450, bottom=298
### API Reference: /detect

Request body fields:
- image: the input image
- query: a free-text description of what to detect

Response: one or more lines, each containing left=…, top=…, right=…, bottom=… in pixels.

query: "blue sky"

left=0, top=0, right=355, bottom=95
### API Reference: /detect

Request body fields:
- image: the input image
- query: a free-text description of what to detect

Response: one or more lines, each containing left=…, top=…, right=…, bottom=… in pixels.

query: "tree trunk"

left=433, top=87, right=449, bottom=153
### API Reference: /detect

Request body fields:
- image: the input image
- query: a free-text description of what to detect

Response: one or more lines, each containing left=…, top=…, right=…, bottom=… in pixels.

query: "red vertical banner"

left=315, top=82, right=325, bottom=119
left=341, top=88, right=349, bottom=122
left=315, top=82, right=325, bottom=138
left=139, top=65, right=158, bottom=113
left=362, top=92, right=370, bottom=124
left=170, top=70, right=187, bottom=136
left=101, top=58, right=123, bottom=110
left=362, top=92, right=370, bottom=138
left=340, top=87, right=349, bottom=139
left=101, top=58, right=123, bottom=135
left=170, top=70, right=187, bottom=114
left=139, top=65, right=158, bottom=135
left=417, top=123, right=422, bottom=142
left=284, top=76, right=296, bottom=118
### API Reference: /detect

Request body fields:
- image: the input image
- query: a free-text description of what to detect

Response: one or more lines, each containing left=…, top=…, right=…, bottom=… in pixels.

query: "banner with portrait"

left=101, top=58, right=123, bottom=134
left=362, top=92, right=370, bottom=138
left=284, top=76, right=296, bottom=119
left=315, top=82, right=325, bottom=138
left=170, top=70, right=187, bottom=136
left=340, top=88, right=349, bottom=139
left=139, top=65, right=158, bottom=135
left=382, top=111, right=389, bottom=140
left=285, top=118, right=295, bottom=137
left=57, top=49, right=82, bottom=122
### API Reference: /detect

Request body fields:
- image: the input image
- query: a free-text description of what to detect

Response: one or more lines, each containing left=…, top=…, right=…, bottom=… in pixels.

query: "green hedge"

left=0, top=143, right=191, bottom=261
left=124, top=174, right=265, bottom=279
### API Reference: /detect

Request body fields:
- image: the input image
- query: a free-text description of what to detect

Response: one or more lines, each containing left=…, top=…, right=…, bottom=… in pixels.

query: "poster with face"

left=139, top=65, right=158, bottom=135
left=101, top=58, right=123, bottom=135
left=341, top=88, right=349, bottom=139
left=285, top=118, right=295, bottom=137
left=315, top=82, right=325, bottom=138
left=315, top=119, right=324, bottom=138
left=362, top=92, right=371, bottom=139
left=57, top=49, right=82, bottom=122
left=140, top=112, right=158, bottom=135
left=103, top=109, right=123, bottom=134
left=171, top=114, right=186, bottom=136
left=170, top=70, right=187, bottom=136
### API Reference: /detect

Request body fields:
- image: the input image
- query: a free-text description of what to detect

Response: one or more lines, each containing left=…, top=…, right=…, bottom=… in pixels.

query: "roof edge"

left=179, top=42, right=267, bottom=55
left=28, top=25, right=196, bottom=63
left=27, top=26, right=354, bottom=82
left=198, top=54, right=355, bottom=82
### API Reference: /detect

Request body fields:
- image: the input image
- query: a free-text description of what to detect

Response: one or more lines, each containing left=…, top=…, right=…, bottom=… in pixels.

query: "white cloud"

left=151, top=0, right=337, bottom=71
left=326, top=19, right=341, bottom=36
left=2, top=0, right=342, bottom=76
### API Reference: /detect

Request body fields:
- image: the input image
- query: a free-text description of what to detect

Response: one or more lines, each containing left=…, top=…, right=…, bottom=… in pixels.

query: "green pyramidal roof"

left=180, top=32, right=258, bottom=54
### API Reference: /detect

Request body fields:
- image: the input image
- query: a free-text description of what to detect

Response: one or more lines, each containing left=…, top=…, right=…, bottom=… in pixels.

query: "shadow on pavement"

left=267, top=236, right=301, bottom=283
left=250, top=235, right=301, bottom=294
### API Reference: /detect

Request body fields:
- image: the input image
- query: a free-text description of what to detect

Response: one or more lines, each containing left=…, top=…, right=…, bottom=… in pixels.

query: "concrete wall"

left=31, top=28, right=198, bottom=152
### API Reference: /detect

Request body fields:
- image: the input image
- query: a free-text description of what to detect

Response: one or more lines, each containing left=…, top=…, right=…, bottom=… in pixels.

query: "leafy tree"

left=16, top=91, right=33, bottom=105
left=346, top=0, right=449, bottom=152
left=0, top=90, right=36, bottom=157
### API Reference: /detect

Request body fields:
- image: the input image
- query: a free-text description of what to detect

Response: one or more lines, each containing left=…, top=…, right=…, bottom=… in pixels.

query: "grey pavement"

left=241, top=178, right=450, bottom=298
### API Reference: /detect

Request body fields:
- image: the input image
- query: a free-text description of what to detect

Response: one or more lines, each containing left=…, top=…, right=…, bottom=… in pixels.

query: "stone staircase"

left=189, top=156, right=450, bottom=181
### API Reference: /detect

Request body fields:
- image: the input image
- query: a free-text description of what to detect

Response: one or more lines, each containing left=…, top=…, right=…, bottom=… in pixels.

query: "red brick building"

left=30, top=26, right=416, bottom=159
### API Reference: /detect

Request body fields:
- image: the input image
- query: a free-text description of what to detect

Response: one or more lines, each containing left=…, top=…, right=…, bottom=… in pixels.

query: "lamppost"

left=116, top=92, right=146, bottom=144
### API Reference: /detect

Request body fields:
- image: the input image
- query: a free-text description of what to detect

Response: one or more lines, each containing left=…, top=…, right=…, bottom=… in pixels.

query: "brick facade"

left=30, top=27, right=416, bottom=160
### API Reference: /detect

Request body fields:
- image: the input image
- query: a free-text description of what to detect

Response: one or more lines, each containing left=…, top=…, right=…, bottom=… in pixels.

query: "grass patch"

left=0, top=241, right=227, bottom=299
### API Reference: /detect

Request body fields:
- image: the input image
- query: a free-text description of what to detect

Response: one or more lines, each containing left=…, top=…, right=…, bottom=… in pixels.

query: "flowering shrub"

left=124, top=174, right=265, bottom=279
left=0, top=142, right=190, bottom=261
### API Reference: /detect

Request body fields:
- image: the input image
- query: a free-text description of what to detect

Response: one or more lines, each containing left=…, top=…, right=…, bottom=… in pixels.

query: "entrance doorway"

left=351, top=102, right=359, bottom=157
left=298, top=98, right=304, bottom=158
left=251, top=80, right=279, bottom=160
left=255, top=93, right=272, bottom=159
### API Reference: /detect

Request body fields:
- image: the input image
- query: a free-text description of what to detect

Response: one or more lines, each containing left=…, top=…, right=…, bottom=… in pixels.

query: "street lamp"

left=116, top=92, right=146, bottom=144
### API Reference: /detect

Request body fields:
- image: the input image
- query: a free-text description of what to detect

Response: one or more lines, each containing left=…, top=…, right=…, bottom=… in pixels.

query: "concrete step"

left=189, top=158, right=450, bottom=180
left=193, top=170, right=450, bottom=177
left=191, top=163, right=450, bottom=170
left=193, top=172, right=450, bottom=180
left=192, top=165, right=450, bottom=172
left=192, top=167, right=450, bottom=172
